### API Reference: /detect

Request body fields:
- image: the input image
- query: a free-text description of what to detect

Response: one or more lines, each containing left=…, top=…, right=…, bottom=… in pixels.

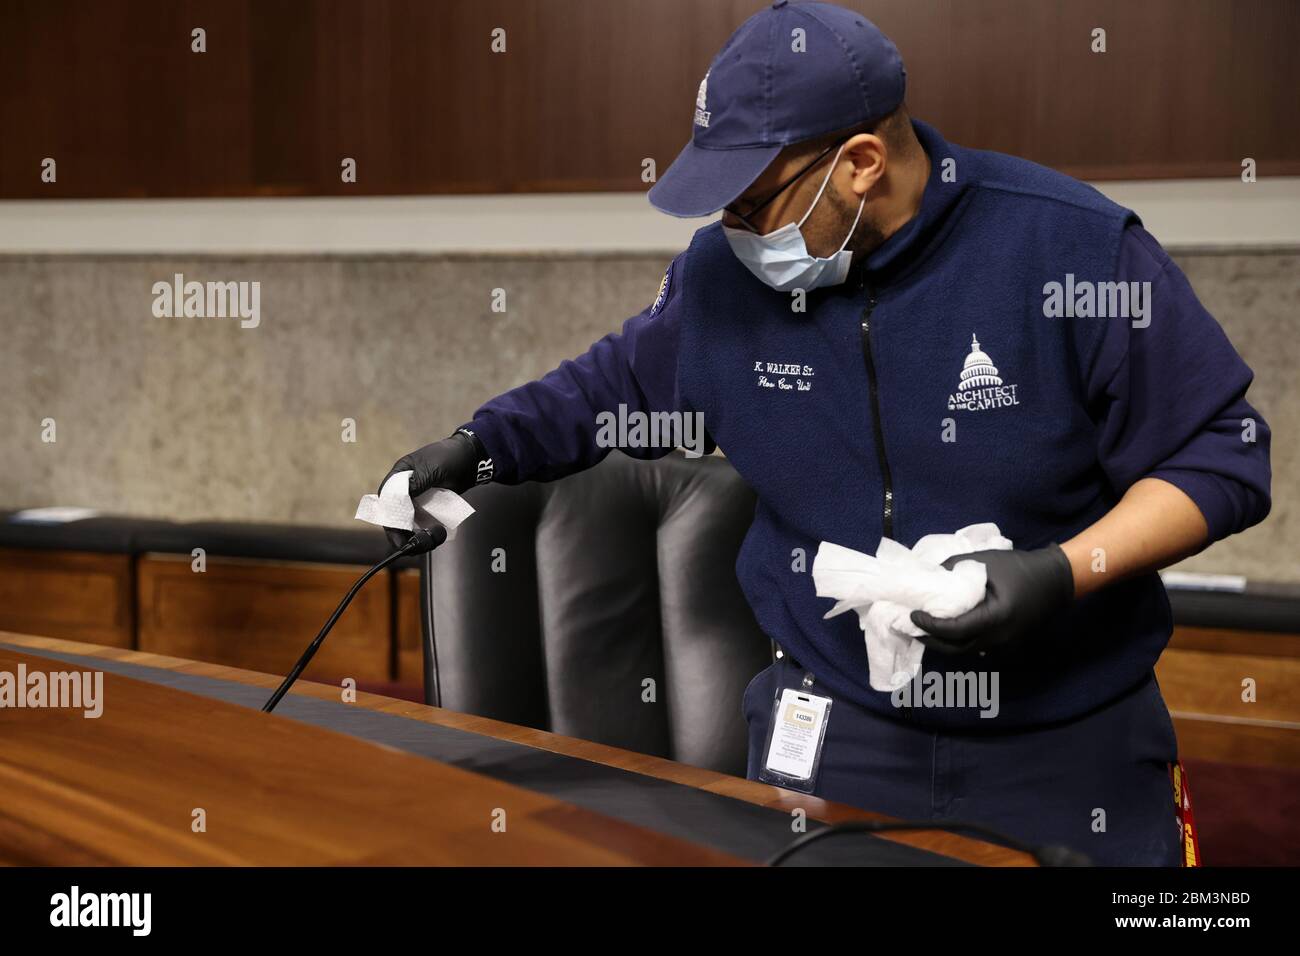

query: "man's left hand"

left=910, top=544, right=1075, bottom=655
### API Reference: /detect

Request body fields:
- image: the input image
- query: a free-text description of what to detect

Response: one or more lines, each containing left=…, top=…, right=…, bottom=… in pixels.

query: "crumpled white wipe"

left=811, top=523, right=1013, bottom=692
left=354, top=470, right=475, bottom=541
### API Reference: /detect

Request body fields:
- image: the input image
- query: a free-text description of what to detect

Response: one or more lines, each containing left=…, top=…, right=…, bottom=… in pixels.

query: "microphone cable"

left=765, top=818, right=1092, bottom=867
left=262, top=525, right=445, bottom=713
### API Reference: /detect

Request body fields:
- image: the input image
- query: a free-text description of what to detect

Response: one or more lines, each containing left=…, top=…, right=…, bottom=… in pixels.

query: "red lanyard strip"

left=1171, top=761, right=1202, bottom=867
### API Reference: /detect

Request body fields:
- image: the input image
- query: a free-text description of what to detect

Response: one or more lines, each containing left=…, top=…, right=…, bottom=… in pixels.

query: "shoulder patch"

left=649, top=260, right=673, bottom=316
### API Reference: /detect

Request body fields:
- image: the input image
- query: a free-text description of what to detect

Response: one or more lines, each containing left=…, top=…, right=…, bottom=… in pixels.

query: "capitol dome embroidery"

left=959, top=334, right=1003, bottom=388
left=948, top=333, right=1020, bottom=412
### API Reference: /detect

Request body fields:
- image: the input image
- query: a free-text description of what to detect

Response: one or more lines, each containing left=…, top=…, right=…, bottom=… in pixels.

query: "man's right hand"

left=377, top=432, right=480, bottom=550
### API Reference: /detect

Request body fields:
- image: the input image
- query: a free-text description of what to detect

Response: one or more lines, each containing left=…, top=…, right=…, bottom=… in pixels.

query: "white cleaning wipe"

left=354, top=470, right=475, bottom=541
left=812, top=523, right=1013, bottom=692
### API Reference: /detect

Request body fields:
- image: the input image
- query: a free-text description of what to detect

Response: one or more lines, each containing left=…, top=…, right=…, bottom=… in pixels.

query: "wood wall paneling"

left=135, top=553, right=392, bottom=682
left=0, top=548, right=135, bottom=648
left=1156, top=628, right=1300, bottom=769
left=1, top=0, right=1295, bottom=198
left=395, top=567, right=423, bottom=687
left=1158, top=647, right=1300, bottom=724
left=1170, top=624, right=1300, bottom=658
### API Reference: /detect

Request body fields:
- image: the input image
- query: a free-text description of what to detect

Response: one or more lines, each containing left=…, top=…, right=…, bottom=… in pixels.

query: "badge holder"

left=757, top=670, right=832, bottom=794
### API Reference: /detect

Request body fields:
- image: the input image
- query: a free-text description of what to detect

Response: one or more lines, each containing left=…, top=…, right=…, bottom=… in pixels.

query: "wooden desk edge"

left=0, top=631, right=1034, bottom=867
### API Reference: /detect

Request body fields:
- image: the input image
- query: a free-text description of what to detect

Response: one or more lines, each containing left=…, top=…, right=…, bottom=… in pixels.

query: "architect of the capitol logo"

left=948, top=333, right=1020, bottom=412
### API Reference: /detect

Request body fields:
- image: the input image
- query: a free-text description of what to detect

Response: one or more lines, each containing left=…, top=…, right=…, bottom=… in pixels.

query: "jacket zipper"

left=859, top=285, right=895, bottom=540
left=860, top=284, right=911, bottom=717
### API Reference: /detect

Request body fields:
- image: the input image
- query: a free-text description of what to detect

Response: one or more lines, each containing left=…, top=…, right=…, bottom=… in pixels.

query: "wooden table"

left=0, top=632, right=1032, bottom=866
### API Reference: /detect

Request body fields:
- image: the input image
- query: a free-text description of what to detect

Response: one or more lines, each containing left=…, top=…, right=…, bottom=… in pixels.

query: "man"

left=382, top=1, right=1270, bottom=865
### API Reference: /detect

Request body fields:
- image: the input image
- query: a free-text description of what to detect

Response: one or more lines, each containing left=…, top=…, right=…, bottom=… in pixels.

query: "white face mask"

left=723, top=141, right=866, bottom=293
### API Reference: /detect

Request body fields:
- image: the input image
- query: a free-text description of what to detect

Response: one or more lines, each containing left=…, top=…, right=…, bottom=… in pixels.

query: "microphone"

left=765, top=818, right=1092, bottom=867
left=400, top=524, right=448, bottom=556
left=261, top=522, right=447, bottom=713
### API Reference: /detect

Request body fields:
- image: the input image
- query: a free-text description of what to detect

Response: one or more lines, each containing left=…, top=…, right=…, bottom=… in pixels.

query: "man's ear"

left=843, top=132, right=887, bottom=197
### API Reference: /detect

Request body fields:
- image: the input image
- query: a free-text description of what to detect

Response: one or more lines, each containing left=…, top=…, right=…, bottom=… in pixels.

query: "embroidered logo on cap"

left=694, top=71, right=711, bottom=128
left=947, top=333, right=1019, bottom=411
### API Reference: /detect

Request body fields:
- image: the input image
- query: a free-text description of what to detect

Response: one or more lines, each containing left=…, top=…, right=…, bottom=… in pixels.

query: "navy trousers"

left=743, top=656, right=1183, bottom=866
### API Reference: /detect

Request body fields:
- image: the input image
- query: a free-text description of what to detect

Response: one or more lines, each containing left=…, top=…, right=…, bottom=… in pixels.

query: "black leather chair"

left=420, top=450, right=773, bottom=775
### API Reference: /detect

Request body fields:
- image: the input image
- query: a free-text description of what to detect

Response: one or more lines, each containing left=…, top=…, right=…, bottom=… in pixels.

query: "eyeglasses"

left=724, top=139, right=845, bottom=233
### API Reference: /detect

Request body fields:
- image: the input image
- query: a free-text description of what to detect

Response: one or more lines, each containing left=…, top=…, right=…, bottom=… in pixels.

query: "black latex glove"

left=909, top=544, right=1075, bottom=655
left=377, top=431, right=480, bottom=551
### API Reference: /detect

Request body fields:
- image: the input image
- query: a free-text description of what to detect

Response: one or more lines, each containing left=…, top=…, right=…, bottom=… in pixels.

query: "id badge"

left=757, top=674, right=832, bottom=794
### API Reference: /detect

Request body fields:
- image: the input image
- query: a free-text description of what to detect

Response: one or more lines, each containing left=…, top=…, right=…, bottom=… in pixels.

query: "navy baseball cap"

left=648, top=1, right=906, bottom=218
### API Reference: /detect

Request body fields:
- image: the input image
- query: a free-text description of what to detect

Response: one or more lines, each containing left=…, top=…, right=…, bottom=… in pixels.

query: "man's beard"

left=826, top=186, right=886, bottom=259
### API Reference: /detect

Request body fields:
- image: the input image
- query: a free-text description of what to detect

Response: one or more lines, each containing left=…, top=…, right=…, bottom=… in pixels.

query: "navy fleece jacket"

left=461, top=120, right=1271, bottom=730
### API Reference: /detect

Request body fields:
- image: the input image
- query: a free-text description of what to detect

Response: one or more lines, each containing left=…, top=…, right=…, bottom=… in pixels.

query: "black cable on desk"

left=766, top=818, right=1092, bottom=867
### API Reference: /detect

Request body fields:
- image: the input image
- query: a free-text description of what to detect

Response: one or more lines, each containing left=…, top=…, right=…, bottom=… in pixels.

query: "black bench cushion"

left=134, top=520, right=398, bottom=567
left=0, top=511, right=402, bottom=567
left=1167, top=582, right=1300, bottom=634
left=0, top=512, right=179, bottom=554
